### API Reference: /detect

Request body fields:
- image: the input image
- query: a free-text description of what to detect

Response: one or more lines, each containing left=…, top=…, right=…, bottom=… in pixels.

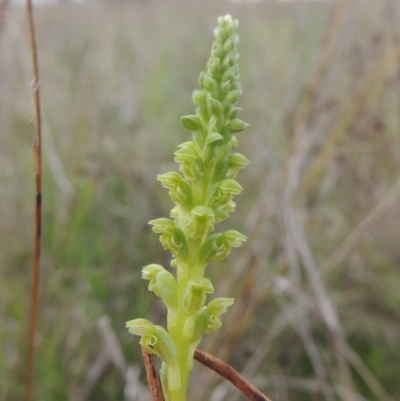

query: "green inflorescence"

left=126, top=15, right=249, bottom=401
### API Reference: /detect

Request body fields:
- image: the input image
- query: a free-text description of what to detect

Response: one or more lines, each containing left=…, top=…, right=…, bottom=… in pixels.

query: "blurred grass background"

left=1, top=0, right=400, bottom=400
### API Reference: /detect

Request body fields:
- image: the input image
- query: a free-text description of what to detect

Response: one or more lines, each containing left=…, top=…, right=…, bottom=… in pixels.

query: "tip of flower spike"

left=219, top=14, right=232, bottom=23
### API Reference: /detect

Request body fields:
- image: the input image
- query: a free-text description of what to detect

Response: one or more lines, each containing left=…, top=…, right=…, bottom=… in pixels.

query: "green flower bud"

left=222, top=67, right=236, bottom=83
left=187, top=206, right=215, bottom=239
left=126, top=318, right=155, bottom=337
left=224, top=90, right=241, bottom=106
left=226, top=106, right=241, bottom=121
left=192, top=205, right=215, bottom=218
left=170, top=206, right=180, bottom=219
left=213, top=157, right=230, bottom=183
left=175, top=142, right=201, bottom=181
left=211, top=42, right=224, bottom=58
left=181, top=115, right=202, bottom=131
left=178, top=180, right=192, bottom=208
left=157, top=172, right=183, bottom=190
left=229, top=153, right=250, bottom=169
left=208, top=297, right=235, bottom=315
left=199, top=229, right=246, bottom=264
left=159, top=227, right=189, bottom=259
left=223, top=18, right=234, bottom=37
left=198, top=71, right=205, bottom=88
left=127, top=319, right=177, bottom=367
left=149, top=218, right=175, bottom=234
left=169, top=179, right=192, bottom=209
left=204, top=297, right=235, bottom=334
left=214, top=206, right=233, bottom=223
left=191, top=297, right=234, bottom=341
left=207, top=115, right=222, bottom=136
left=229, top=118, right=249, bottom=133
left=205, top=132, right=223, bottom=146
left=219, top=179, right=242, bottom=194
left=227, top=153, right=250, bottom=178
left=192, top=90, right=206, bottom=105
left=142, top=265, right=178, bottom=309
left=223, top=39, right=233, bottom=53
left=222, top=230, right=247, bottom=247
left=197, top=104, right=209, bottom=124
left=221, top=57, right=231, bottom=72
left=232, top=81, right=242, bottom=93
left=220, top=80, right=231, bottom=95
left=206, top=95, right=224, bottom=117
left=198, top=233, right=221, bottom=264
left=202, top=74, right=218, bottom=92
left=183, top=278, right=214, bottom=314
left=231, top=136, right=238, bottom=148
left=142, top=264, right=165, bottom=280
left=207, top=57, right=221, bottom=76
left=213, top=27, right=224, bottom=44
left=174, top=142, right=198, bottom=163
left=222, top=51, right=237, bottom=69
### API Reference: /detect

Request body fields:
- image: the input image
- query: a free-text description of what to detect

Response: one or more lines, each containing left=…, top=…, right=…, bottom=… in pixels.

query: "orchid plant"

left=126, top=15, right=249, bottom=401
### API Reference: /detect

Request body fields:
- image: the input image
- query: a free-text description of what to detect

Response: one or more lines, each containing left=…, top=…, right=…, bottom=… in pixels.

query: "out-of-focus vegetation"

left=1, top=1, right=400, bottom=400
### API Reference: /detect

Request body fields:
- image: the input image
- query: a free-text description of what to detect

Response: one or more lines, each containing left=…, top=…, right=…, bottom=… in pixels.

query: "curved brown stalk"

left=141, top=348, right=165, bottom=401
left=195, top=348, right=273, bottom=401
left=24, top=0, right=42, bottom=401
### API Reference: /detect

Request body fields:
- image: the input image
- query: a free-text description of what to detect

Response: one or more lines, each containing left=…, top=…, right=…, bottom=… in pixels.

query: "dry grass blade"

left=322, top=177, right=400, bottom=273
left=80, top=316, right=149, bottom=401
left=194, top=349, right=273, bottom=401
left=284, top=214, right=335, bottom=401
left=289, top=209, right=355, bottom=396
left=343, top=343, right=395, bottom=401
left=24, top=0, right=42, bottom=400
left=97, top=316, right=127, bottom=376
left=295, top=43, right=400, bottom=202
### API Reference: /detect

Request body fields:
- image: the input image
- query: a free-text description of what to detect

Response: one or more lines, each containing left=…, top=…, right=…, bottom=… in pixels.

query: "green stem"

left=168, top=264, right=193, bottom=401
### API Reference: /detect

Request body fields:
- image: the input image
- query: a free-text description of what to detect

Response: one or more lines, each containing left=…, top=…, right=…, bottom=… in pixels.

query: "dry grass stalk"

left=322, top=177, right=400, bottom=273
left=24, top=1, right=43, bottom=400
left=283, top=0, right=349, bottom=187
left=295, top=41, right=400, bottom=202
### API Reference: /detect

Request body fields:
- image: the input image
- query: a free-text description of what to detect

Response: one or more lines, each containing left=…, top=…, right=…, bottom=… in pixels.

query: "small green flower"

left=183, top=278, right=214, bottom=314
left=199, top=230, right=247, bottom=264
left=149, top=218, right=175, bottom=234
left=142, top=264, right=178, bottom=309
left=188, top=206, right=215, bottom=239
left=126, top=319, right=177, bottom=366
left=219, top=178, right=243, bottom=194
left=192, top=297, right=235, bottom=341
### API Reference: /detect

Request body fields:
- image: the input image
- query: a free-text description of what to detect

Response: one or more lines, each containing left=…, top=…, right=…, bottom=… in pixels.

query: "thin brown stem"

left=141, top=347, right=165, bottom=401
left=194, top=348, right=273, bottom=401
left=24, top=1, right=42, bottom=401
